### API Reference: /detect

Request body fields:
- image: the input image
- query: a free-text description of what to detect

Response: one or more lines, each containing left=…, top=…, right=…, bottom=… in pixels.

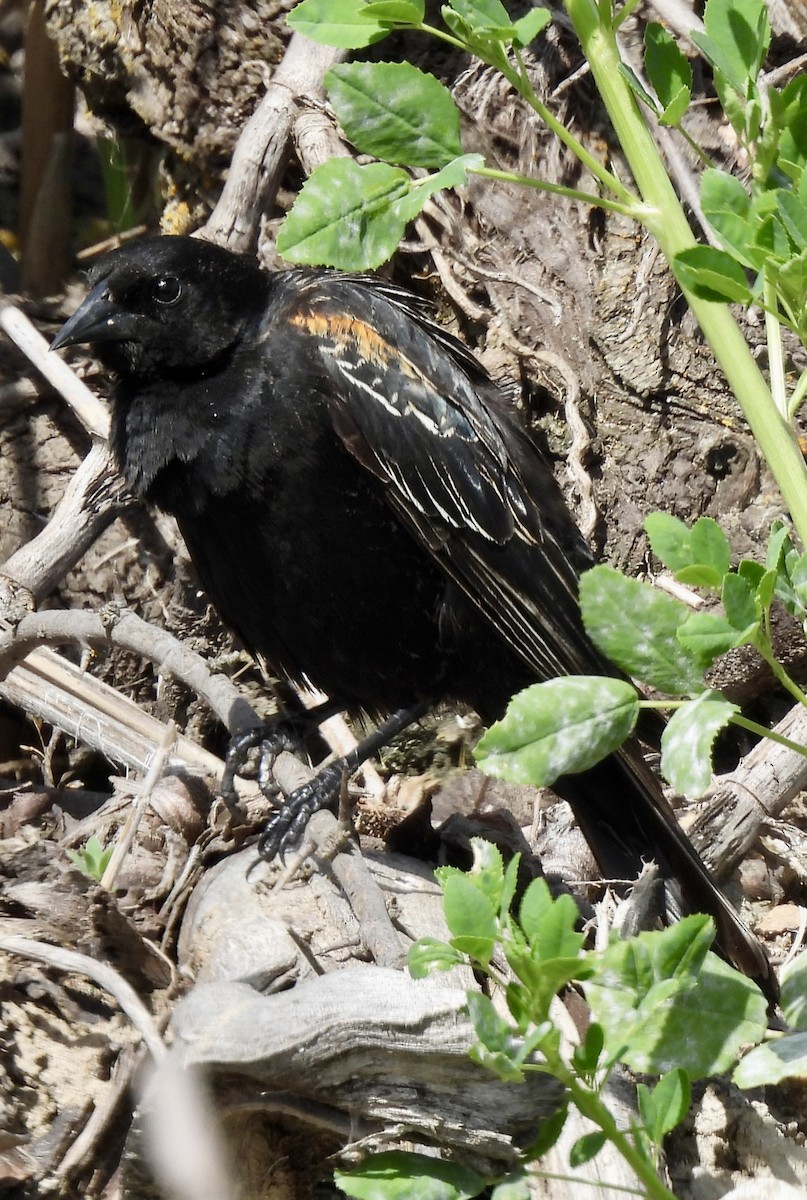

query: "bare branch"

left=0, top=934, right=166, bottom=1061
left=201, top=34, right=346, bottom=253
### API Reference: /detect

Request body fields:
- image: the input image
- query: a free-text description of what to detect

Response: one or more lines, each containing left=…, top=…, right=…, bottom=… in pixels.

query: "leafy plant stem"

left=416, top=21, right=470, bottom=53
left=470, top=165, right=641, bottom=217
left=731, top=713, right=807, bottom=757
left=764, top=273, right=788, bottom=418
left=530, top=1168, right=648, bottom=1194
left=755, top=644, right=807, bottom=710
left=549, top=1067, right=678, bottom=1200
left=499, top=50, right=638, bottom=205
left=673, top=122, right=718, bottom=171
left=563, top=0, right=807, bottom=548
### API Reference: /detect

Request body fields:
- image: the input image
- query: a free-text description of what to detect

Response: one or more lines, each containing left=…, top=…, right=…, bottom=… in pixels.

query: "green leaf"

left=690, top=516, right=731, bottom=578
left=512, top=7, right=551, bottom=47
left=572, top=1022, right=605, bottom=1075
left=638, top=1068, right=691, bottom=1142
left=775, top=248, right=807, bottom=314
left=673, top=564, right=723, bottom=589
left=721, top=571, right=758, bottom=630
left=442, top=874, right=497, bottom=943
left=766, top=523, right=792, bottom=571
left=677, top=610, right=749, bottom=662
left=778, top=77, right=807, bottom=180
left=752, top=566, right=777, bottom=612
left=276, top=159, right=410, bottom=269
left=444, top=0, right=511, bottom=33
left=475, top=676, right=640, bottom=788
left=467, top=991, right=516, bottom=1054
left=660, top=690, right=739, bottom=796
left=733, top=1033, right=807, bottom=1089
left=777, top=189, right=807, bottom=251
left=66, top=835, right=113, bottom=881
left=326, top=62, right=463, bottom=167
left=470, top=1042, right=527, bottom=1083
left=569, top=1131, right=606, bottom=1167
left=392, top=154, right=484, bottom=222
left=462, top=836, right=511, bottom=914
left=644, top=23, right=692, bottom=125
left=619, top=63, right=660, bottom=113
left=650, top=514, right=732, bottom=593
left=737, top=558, right=765, bottom=591
left=504, top=946, right=591, bottom=1021
left=408, top=937, right=466, bottom=977
left=644, top=512, right=693, bottom=570
left=490, top=1171, right=531, bottom=1200
left=587, top=926, right=767, bottom=1077
left=693, top=0, right=771, bottom=94
left=518, top=878, right=585, bottom=961
left=789, top=550, right=807, bottom=610
left=780, top=950, right=807, bottom=1032
left=701, top=168, right=752, bottom=259
left=335, top=1151, right=486, bottom=1199
left=362, top=0, right=424, bottom=20
left=286, top=0, right=391, bottom=47
left=659, top=84, right=692, bottom=128
left=673, top=245, right=753, bottom=304
left=579, top=566, right=705, bottom=694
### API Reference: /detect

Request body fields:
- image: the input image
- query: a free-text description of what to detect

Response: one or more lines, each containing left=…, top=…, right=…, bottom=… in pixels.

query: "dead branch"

left=692, top=703, right=807, bottom=877
left=0, top=934, right=166, bottom=1060
left=201, top=34, right=346, bottom=253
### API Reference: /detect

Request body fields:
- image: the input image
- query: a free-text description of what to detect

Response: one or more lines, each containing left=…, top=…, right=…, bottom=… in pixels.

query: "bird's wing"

left=271, top=273, right=603, bottom=683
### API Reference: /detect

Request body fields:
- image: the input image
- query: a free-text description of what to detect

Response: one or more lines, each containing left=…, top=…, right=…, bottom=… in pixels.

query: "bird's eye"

left=152, top=275, right=182, bottom=305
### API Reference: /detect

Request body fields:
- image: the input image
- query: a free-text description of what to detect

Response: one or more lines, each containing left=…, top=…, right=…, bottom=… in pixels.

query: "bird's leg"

left=220, top=698, right=345, bottom=813
left=258, top=701, right=431, bottom=860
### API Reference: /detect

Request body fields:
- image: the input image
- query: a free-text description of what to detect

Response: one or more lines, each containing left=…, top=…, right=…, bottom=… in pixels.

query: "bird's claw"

left=221, top=723, right=297, bottom=811
left=258, top=761, right=346, bottom=860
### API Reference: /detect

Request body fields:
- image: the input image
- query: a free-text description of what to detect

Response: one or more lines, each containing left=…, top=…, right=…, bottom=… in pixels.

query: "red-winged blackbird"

left=52, top=235, right=772, bottom=992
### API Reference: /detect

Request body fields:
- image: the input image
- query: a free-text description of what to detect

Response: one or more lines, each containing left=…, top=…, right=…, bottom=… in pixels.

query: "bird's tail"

left=555, top=744, right=776, bottom=1001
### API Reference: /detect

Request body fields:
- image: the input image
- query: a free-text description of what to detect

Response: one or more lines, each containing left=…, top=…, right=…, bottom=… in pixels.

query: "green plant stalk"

left=541, top=1064, right=678, bottom=1200
left=612, top=0, right=643, bottom=29
left=764, top=273, right=788, bottom=418
left=789, top=369, right=807, bottom=420
left=470, top=165, right=640, bottom=218
left=563, top=0, right=807, bottom=547
left=416, top=28, right=636, bottom=205
left=506, top=49, right=637, bottom=205
left=731, top=713, right=807, bottom=757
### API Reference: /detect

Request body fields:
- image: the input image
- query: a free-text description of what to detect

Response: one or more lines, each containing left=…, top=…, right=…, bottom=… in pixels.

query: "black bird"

left=52, top=235, right=772, bottom=991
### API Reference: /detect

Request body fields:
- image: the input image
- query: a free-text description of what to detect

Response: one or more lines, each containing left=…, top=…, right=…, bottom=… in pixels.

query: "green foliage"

left=477, top=516, right=807, bottom=801
left=578, top=566, right=706, bottom=693
left=643, top=23, right=692, bottom=126
left=391, top=840, right=773, bottom=1200
left=731, top=950, right=807, bottom=1088
left=325, top=62, right=463, bottom=167
left=335, top=1151, right=486, bottom=1198
left=281, top=0, right=807, bottom=542
left=66, top=835, right=114, bottom=881
left=475, top=676, right=640, bottom=788
left=586, top=921, right=767, bottom=1076
left=276, top=152, right=484, bottom=267
left=354, top=839, right=806, bottom=1197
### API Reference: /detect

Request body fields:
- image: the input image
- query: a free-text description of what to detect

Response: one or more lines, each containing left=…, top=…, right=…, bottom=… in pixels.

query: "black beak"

left=51, top=280, right=139, bottom=351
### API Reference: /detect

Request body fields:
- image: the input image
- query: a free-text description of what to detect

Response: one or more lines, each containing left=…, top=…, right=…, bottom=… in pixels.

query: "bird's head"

left=51, top=236, right=269, bottom=379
